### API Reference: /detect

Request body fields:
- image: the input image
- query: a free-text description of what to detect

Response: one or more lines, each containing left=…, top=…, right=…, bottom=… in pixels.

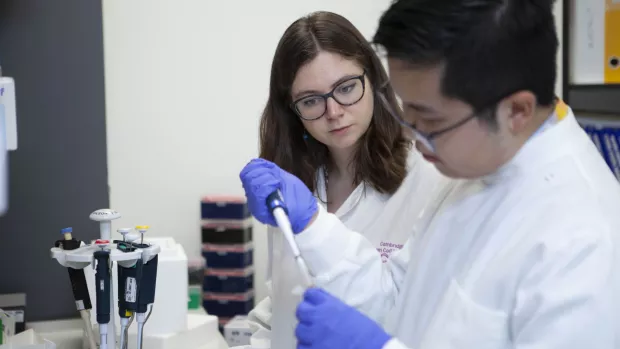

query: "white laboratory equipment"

left=0, top=64, right=221, bottom=347
left=51, top=209, right=226, bottom=349
left=0, top=68, right=55, bottom=349
left=0, top=329, right=56, bottom=349
left=0, top=65, right=17, bottom=216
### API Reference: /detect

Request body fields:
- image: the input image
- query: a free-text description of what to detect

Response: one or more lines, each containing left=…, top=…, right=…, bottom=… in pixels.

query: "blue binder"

left=580, top=121, right=620, bottom=181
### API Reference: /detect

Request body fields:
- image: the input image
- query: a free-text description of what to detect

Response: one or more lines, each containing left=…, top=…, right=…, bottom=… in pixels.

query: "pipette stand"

left=49, top=209, right=161, bottom=349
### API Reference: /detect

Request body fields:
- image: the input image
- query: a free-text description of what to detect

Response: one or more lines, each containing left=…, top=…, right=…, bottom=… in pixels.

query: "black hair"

left=374, top=0, right=558, bottom=123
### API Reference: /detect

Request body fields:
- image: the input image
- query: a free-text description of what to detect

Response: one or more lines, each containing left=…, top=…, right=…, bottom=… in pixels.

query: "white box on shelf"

left=223, top=315, right=252, bottom=347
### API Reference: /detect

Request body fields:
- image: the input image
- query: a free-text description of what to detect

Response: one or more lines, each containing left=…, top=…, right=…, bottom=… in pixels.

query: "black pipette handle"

left=94, top=249, right=111, bottom=324
left=137, top=255, right=158, bottom=313
left=117, top=265, right=128, bottom=318
left=69, top=268, right=92, bottom=310
left=55, top=238, right=92, bottom=310
left=117, top=242, right=138, bottom=317
left=266, top=190, right=287, bottom=214
left=119, top=259, right=143, bottom=314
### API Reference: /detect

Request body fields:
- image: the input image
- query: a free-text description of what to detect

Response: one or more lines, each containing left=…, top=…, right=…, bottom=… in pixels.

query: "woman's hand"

left=239, top=158, right=318, bottom=234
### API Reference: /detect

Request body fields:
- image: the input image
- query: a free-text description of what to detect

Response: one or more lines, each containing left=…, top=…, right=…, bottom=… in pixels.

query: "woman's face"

left=290, top=51, right=374, bottom=152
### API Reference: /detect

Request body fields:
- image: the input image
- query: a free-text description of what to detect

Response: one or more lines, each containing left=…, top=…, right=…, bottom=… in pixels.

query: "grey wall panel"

left=0, top=0, right=109, bottom=321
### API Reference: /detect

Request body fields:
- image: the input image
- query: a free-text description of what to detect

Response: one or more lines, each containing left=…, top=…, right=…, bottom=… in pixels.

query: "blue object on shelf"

left=580, top=120, right=620, bottom=181
left=201, top=220, right=253, bottom=244
left=203, top=266, right=254, bottom=294
left=203, top=290, right=254, bottom=318
left=201, top=196, right=250, bottom=220
left=202, top=242, right=253, bottom=269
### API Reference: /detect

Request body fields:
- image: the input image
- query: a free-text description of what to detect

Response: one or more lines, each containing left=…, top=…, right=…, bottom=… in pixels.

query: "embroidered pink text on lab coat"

left=377, top=241, right=404, bottom=263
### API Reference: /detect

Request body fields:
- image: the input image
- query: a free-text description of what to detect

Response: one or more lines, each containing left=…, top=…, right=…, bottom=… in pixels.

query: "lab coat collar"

left=480, top=103, right=577, bottom=185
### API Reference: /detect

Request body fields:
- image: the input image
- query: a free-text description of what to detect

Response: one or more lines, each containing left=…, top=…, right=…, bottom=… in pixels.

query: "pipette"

left=134, top=226, right=158, bottom=349
left=93, top=243, right=111, bottom=349
left=54, top=228, right=97, bottom=349
left=266, top=190, right=314, bottom=287
left=117, top=265, right=136, bottom=349
left=118, top=227, right=131, bottom=242
left=116, top=228, right=139, bottom=349
left=136, top=225, right=149, bottom=245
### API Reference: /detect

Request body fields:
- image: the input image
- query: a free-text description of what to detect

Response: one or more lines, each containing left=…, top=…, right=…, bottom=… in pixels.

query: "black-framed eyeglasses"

left=291, top=71, right=366, bottom=120
left=378, top=93, right=479, bottom=154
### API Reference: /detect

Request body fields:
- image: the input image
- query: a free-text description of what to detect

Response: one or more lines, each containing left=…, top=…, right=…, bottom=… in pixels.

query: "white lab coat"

left=296, top=107, right=620, bottom=349
left=245, top=147, right=453, bottom=349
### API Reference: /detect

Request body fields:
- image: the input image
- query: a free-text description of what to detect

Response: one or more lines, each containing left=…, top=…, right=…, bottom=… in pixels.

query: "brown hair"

left=259, top=11, right=410, bottom=196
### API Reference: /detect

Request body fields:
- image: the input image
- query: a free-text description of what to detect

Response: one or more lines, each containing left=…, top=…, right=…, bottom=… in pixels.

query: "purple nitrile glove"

left=239, top=158, right=317, bottom=234
left=295, top=287, right=392, bottom=349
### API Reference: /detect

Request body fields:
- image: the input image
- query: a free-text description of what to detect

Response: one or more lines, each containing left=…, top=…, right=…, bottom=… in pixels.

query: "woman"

left=243, top=11, right=450, bottom=349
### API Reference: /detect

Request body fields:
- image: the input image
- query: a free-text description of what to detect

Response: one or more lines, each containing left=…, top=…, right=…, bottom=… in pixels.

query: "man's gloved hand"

left=295, top=288, right=392, bottom=349
left=239, top=158, right=318, bottom=234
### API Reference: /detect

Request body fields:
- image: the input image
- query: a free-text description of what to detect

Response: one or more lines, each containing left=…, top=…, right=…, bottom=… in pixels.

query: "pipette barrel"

left=94, top=250, right=111, bottom=324
left=137, top=255, right=158, bottom=313
left=120, top=259, right=143, bottom=313
left=55, top=231, right=93, bottom=311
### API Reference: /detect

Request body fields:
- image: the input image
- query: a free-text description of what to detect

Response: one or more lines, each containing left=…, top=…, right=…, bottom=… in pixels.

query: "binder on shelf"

left=580, top=119, right=620, bottom=181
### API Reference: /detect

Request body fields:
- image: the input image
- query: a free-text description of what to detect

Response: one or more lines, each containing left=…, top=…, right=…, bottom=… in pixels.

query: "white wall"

left=103, top=0, right=564, bottom=305
left=102, top=0, right=393, bottom=304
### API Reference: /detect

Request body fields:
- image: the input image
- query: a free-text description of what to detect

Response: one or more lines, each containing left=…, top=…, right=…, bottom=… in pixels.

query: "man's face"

left=387, top=59, right=512, bottom=178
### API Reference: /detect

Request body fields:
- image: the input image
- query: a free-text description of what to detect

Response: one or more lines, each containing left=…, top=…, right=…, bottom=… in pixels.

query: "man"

left=240, top=0, right=620, bottom=348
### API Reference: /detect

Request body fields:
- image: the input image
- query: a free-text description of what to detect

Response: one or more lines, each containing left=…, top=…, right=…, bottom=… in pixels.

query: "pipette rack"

left=49, top=208, right=161, bottom=349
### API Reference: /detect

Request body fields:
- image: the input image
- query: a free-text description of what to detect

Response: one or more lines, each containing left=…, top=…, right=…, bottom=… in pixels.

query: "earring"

left=303, top=132, right=309, bottom=140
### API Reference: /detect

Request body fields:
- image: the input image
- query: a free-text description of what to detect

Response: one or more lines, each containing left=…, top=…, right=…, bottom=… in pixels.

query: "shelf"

left=567, top=84, right=620, bottom=115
